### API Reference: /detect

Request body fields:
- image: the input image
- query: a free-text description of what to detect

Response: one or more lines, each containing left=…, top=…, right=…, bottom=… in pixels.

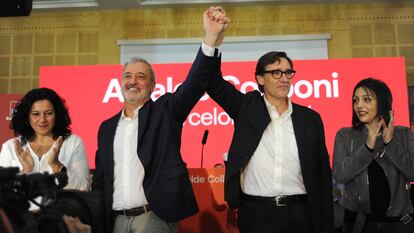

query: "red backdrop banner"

left=39, top=57, right=410, bottom=168
left=0, top=94, right=22, bottom=148
left=179, top=168, right=229, bottom=233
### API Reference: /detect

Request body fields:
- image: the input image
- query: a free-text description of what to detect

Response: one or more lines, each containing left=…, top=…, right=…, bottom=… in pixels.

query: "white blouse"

left=0, top=134, right=90, bottom=191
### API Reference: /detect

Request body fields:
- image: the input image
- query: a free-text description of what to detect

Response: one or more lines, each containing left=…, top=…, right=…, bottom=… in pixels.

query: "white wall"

left=118, top=34, right=330, bottom=64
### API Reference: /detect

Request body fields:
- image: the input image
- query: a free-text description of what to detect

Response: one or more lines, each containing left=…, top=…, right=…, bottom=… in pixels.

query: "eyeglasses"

left=263, top=69, right=296, bottom=79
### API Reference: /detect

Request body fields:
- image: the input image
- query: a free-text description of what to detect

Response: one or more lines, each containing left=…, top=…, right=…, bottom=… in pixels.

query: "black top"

left=344, top=159, right=399, bottom=223
left=368, top=159, right=391, bottom=220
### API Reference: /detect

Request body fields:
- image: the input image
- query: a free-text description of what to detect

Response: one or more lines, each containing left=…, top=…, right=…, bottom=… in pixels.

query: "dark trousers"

left=237, top=198, right=313, bottom=233
left=343, top=221, right=414, bottom=233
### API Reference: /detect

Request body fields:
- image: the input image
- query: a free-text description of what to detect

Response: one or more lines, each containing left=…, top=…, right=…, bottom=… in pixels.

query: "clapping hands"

left=48, top=136, right=64, bottom=173
left=381, top=110, right=394, bottom=144
left=366, top=110, right=394, bottom=150
left=14, top=139, right=34, bottom=173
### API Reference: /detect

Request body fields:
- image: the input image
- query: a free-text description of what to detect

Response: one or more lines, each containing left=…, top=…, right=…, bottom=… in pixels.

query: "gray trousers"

left=112, top=211, right=177, bottom=233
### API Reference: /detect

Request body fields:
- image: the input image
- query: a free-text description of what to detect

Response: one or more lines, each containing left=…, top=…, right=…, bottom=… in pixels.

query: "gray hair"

left=122, top=57, right=156, bottom=83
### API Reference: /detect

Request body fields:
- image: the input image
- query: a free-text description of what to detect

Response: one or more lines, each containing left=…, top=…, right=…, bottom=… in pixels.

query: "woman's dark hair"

left=352, top=77, right=392, bottom=128
left=255, top=51, right=293, bottom=93
left=11, top=88, right=72, bottom=144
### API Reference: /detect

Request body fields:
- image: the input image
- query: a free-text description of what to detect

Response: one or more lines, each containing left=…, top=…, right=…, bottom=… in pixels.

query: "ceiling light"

left=33, top=0, right=98, bottom=9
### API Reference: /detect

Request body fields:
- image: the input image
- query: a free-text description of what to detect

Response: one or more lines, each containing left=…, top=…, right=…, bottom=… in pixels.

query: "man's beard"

left=122, top=88, right=151, bottom=104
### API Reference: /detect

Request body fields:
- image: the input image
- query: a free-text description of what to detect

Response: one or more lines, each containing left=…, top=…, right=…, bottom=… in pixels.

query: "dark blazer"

left=207, top=69, right=334, bottom=233
left=92, top=48, right=220, bottom=233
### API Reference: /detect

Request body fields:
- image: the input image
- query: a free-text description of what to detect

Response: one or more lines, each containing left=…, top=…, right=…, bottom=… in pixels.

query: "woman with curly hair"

left=0, top=87, right=90, bottom=191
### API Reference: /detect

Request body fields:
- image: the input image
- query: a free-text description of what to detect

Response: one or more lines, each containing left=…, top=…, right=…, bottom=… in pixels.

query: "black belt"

left=242, top=193, right=307, bottom=207
left=112, top=205, right=150, bottom=217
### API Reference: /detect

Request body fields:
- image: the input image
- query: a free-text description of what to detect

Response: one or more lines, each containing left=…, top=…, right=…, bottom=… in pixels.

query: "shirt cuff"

left=201, top=42, right=218, bottom=57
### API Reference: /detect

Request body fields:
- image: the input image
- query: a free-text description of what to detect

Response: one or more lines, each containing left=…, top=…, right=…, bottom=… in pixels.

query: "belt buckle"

left=275, top=195, right=287, bottom=207
left=143, top=205, right=149, bottom=213
left=122, top=209, right=128, bottom=216
left=401, top=213, right=413, bottom=224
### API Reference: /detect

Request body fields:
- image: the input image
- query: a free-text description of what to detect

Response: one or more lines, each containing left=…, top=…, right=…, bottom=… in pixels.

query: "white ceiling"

left=32, top=0, right=408, bottom=11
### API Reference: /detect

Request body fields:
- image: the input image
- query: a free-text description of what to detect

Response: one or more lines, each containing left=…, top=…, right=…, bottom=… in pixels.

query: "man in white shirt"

left=206, top=49, right=334, bottom=233
left=91, top=7, right=229, bottom=233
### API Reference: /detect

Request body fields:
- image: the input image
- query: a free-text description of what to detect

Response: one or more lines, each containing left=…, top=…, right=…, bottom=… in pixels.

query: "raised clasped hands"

left=48, top=136, right=64, bottom=173
left=203, top=6, right=230, bottom=47
left=366, top=110, right=394, bottom=150
left=14, top=139, right=34, bottom=173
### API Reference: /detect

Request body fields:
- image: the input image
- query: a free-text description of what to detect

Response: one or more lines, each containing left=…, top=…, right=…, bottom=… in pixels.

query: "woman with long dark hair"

left=333, top=78, right=414, bottom=233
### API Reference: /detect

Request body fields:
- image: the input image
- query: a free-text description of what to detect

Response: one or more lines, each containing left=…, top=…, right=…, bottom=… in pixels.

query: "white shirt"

left=201, top=42, right=218, bottom=57
left=0, top=134, right=90, bottom=191
left=112, top=107, right=148, bottom=210
left=241, top=97, right=306, bottom=196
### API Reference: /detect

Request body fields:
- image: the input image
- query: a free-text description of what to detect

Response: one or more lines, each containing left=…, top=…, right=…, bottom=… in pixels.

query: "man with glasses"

left=205, top=51, right=334, bottom=233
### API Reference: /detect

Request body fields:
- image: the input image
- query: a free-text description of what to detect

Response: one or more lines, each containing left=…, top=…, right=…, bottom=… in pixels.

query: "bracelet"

left=59, top=165, right=67, bottom=173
